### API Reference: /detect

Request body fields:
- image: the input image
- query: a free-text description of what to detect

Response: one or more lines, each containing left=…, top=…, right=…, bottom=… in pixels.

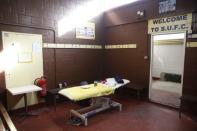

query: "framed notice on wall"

left=18, top=52, right=32, bottom=63
left=76, top=22, right=95, bottom=40
left=159, top=0, right=176, bottom=14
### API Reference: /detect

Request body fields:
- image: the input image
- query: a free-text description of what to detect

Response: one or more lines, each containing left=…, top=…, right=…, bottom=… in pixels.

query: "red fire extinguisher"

left=34, top=76, right=47, bottom=97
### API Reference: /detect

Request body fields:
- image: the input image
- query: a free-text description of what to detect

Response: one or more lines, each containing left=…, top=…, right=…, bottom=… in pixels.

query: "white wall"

left=152, top=44, right=184, bottom=78
left=2, top=31, right=43, bottom=110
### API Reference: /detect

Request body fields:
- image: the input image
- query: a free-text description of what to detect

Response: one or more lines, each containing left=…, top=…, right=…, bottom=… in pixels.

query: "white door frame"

left=149, top=32, right=187, bottom=103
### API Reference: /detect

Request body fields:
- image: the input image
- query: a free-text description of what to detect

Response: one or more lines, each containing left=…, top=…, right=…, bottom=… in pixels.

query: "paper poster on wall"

left=76, top=22, right=95, bottom=40
left=148, top=13, right=192, bottom=34
left=18, top=52, right=32, bottom=63
left=159, top=0, right=176, bottom=14
left=32, top=42, right=41, bottom=53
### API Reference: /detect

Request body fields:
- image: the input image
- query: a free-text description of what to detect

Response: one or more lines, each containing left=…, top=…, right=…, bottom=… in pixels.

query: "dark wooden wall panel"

left=56, top=49, right=104, bottom=86
left=104, top=0, right=153, bottom=27
left=103, top=0, right=197, bottom=116
left=183, top=48, right=197, bottom=96
left=43, top=49, right=55, bottom=89
left=0, top=0, right=196, bottom=116
left=0, top=0, right=104, bottom=95
left=104, top=0, right=197, bottom=27
left=104, top=21, right=149, bottom=87
left=183, top=45, right=197, bottom=115
left=0, top=0, right=104, bottom=43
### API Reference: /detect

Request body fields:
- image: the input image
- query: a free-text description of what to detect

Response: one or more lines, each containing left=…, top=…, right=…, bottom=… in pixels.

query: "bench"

left=0, top=116, right=6, bottom=131
left=0, top=102, right=17, bottom=131
left=125, top=84, right=147, bottom=99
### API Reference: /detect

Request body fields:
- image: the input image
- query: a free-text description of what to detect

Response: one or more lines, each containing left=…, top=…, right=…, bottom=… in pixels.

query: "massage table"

left=58, top=79, right=130, bottom=126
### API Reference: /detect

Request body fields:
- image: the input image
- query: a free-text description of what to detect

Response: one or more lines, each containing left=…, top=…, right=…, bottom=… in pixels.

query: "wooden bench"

left=0, top=102, right=17, bottom=131
left=0, top=116, right=6, bottom=131
left=125, top=84, right=147, bottom=99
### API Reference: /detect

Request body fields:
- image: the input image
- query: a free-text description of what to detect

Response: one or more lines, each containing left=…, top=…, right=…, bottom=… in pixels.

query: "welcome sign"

left=148, top=13, right=192, bottom=34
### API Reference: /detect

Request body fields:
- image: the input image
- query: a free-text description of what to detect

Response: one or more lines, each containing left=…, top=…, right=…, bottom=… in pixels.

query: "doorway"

left=149, top=33, right=186, bottom=107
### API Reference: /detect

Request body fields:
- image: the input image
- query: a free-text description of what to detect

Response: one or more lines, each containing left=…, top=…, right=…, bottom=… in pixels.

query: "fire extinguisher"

left=34, top=76, right=47, bottom=97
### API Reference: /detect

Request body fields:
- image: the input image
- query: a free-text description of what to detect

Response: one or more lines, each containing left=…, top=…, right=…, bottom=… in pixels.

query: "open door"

left=149, top=33, right=186, bottom=107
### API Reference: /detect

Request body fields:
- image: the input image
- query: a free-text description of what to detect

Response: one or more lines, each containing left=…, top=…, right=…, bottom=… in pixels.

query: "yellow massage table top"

left=58, top=83, right=114, bottom=101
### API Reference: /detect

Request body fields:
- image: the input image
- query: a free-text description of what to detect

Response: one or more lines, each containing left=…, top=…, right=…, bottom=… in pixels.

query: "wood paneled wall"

left=104, top=0, right=197, bottom=89
left=104, top=21, right=149, bottom=87
left=103, top=0, right=197, bottom=115
left=55, top=49, right=103, bottom=85
left=104, top=0, right=197, bottom=27
left=0, top=0, right=197, bottom=115
left=0, top=0, right=104, bottom=93
left=184, top=38, right=197, bottom=96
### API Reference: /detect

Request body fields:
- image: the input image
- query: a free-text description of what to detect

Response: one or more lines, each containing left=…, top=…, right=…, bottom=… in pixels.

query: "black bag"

left=164, top=73, right=182, bottom=83
left=114, top=75, right=124, bottom=84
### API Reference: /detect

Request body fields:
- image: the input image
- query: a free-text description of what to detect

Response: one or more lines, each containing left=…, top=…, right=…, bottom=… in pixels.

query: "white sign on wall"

left=2, top=31, right=43, bottom=110
left=159, top=0, right=176, bottom=14
left=148, top=13, right=192, bottom=34
left=76, top=22, right=95, bottom=40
